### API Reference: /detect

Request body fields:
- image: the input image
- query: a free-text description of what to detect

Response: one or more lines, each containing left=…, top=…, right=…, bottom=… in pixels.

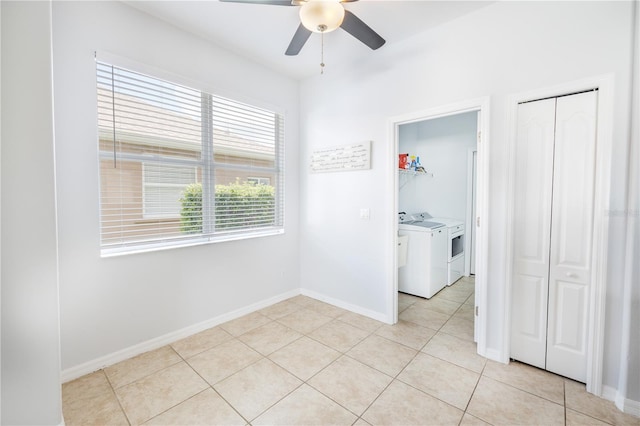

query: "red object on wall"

left=399, top=153, right=408, bottom=169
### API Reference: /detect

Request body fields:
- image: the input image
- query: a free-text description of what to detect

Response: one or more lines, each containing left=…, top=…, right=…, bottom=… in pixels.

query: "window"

left=142, top=163, right=197, bottom=219
left=96, top=62, right=284, bottom=255
left=247, top=177, right=271, bottom=186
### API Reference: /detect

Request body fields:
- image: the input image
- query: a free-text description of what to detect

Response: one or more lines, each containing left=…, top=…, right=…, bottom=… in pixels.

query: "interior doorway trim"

left=387, top=96, right=491, bottom=358
left=504, top=74, right=614, bottom=396
left=465, top=147, right=478, bottom=277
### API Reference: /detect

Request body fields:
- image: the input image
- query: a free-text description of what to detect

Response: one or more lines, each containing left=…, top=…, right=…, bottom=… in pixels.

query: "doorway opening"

left=389, top=97, right=490, bottom=357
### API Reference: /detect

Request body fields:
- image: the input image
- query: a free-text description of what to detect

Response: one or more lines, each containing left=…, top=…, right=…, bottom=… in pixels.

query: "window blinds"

left=96, top=61, right=285, bottom=254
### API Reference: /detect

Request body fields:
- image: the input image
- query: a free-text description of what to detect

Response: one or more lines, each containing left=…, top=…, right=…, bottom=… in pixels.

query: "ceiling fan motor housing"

left=218, top=0, right=384, bottom=56
left=299, top=0, right=345, bottom=33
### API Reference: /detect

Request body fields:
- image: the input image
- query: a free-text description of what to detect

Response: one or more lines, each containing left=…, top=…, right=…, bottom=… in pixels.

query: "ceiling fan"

left=219, top=0, right=386, bottom=56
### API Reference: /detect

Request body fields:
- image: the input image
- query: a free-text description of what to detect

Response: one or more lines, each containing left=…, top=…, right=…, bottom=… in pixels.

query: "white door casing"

left=470, top=149, right=478, bottom=341
left=472, top=111, right=480, bottom=276
left=465, top=146, right=478, bottom=277
left=389, top=97, right=490, bottom=358
left=471, top=150, right=477, bottom=275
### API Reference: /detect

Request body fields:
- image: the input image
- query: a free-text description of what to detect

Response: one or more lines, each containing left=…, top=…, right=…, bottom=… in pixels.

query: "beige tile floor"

left=62, top=277, right=638, bottom=425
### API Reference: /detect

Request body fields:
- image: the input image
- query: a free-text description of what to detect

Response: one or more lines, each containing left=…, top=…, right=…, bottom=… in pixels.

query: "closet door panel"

left=546, top=91, right=597, bottom=382
left=551, top=280, right=587, bottom=348
left=510, top=98, right=556, bottom=369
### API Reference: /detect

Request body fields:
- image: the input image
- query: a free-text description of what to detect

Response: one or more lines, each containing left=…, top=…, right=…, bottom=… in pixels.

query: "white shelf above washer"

left=399, top=169, right=434, bottom=177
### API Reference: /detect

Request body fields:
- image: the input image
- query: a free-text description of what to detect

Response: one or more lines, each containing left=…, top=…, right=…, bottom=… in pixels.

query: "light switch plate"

left=360, top=208, right=370, bottom=220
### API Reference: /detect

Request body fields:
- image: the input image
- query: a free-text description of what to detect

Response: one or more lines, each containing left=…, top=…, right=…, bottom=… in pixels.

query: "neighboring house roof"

left=97, top=87, right=278, bottom=161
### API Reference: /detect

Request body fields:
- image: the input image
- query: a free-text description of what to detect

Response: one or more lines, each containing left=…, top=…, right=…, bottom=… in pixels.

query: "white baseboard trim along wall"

left=61, top=287, right=390, bottom=384
left=299, top=288, right=389, bottom=324
left=603, top=386, right=640, bottom=418
left=60, top=289, right=300, bottom=383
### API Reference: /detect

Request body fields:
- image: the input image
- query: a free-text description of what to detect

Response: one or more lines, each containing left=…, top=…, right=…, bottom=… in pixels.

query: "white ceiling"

left=125, top=0, right=493, bottom=80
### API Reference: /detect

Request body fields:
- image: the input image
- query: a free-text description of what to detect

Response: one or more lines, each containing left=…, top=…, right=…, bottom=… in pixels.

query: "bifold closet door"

left=511, top=91, right=597, bottom=383
left=511, top=97, right=557, bottom=370
left=545, top=91, right=597, bottom=382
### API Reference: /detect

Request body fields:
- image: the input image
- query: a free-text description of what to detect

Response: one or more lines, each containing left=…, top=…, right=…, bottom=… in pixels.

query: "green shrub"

left=180, top=180, right=275, bottom=234
left=180, top=183, right=203, bottom=234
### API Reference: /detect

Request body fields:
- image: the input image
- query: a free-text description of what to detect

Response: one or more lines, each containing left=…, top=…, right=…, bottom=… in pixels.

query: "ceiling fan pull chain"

left=319, top=24, right=326, bottom=74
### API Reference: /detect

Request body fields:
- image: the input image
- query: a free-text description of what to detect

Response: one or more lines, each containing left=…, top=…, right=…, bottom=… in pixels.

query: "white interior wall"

left=51, top=1, right=300, bottom=374
left=299, top=0, right=635, bottom=403
left=2, top=0, right=638, bottom=420
left=1, top=1, right=62, bottom=424
left=1, top=4, right=3, bottom=421
left=399, top=112, right=477, bottom=218
left=617, top=0, right=640, bottom=409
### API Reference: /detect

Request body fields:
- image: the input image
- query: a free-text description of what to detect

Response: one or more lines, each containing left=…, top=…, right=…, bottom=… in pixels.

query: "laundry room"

left=397, top=111, right=478, bottom=299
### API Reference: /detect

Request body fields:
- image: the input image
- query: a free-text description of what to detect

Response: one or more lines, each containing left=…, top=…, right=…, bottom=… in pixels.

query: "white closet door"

left=546, top=91, right=597, bottom=382
left=510, top=98, right=557, bottom=369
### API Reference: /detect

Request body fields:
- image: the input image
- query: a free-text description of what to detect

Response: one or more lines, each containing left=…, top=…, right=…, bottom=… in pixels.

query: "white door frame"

left=465, top=146, right=478, bottom=277
left=504, top=74, right=614, bottom=395
left=388, top=96, right=491, bottom=358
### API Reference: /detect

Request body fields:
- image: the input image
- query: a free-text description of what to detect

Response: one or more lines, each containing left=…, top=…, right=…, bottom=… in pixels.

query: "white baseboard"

left=620, top=397, right=640, bottom=418
left=60, top=289, right=300, bottom=383
left=603, top=385, right=640, bottom=418
left=300, top=288, right=391, bottom=324
left=482, top=347, right=504, bottom=363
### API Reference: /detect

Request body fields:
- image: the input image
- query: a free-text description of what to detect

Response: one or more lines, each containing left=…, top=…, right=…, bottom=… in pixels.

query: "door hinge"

left=475, top=306, right=479, bottom=316
left=476, top=217, right=480, bottom=227
left=477, top=131, right=481, bottom=143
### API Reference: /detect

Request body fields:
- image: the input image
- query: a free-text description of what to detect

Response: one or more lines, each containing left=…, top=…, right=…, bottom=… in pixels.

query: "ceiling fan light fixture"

left=299, top=0, right=345, bottom=33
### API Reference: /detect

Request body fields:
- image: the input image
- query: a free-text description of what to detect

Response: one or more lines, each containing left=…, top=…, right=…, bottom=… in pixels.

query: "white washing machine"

left=398, top=220, right=448, bottom=298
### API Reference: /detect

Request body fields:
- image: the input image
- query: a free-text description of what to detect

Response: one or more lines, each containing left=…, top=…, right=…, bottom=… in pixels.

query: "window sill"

left=100, top=228, right=284, bottom=258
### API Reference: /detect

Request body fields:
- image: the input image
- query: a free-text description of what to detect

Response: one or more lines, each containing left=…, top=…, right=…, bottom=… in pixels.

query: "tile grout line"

left=562, top=381, right=617, bottom=425
left=298, top=307, right=413, bottom=421
left=360, top=289, right=481, bottom=422
left=461, top=355, right=489, bottom=422
left=352, top=284, right=484, bottom=421
left=234, top=313, right=334, bottom=424
left=117, top=344, right=243, bottom=425
left=246, top=311, right=384, bottom=423
left=167, top=342, right=253, bottom=425
left=479, top=374, right=566, bottom=411
left=105, top=348, right=184, bottom=391
left=300, top=316, right=383, bottom=419
left=107, top=348, right=203, bottom=423
left=245, top=381, right=306, bottom=425
left=563, top=379, right=567, bottom=425
left=386, top=283, right=479, bottom=419
left=354, top=327, right=439, bottom=423
left=206, top=303, right=378, bottom=424
left=102, top=369, right=133, bottom=426
left=390, top=343, right=480, bottom=418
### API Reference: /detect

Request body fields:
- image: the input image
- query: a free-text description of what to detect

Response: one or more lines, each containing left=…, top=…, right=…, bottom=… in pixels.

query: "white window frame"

left=97, top=61, right=285, bottom=256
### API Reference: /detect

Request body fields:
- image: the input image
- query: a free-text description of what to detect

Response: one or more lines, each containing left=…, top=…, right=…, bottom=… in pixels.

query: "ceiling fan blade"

left=285, top=24, right=312, bottom=56
left=219, top=0, right=294, bottom=6
left=340, top=10, right=385, bottom=50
